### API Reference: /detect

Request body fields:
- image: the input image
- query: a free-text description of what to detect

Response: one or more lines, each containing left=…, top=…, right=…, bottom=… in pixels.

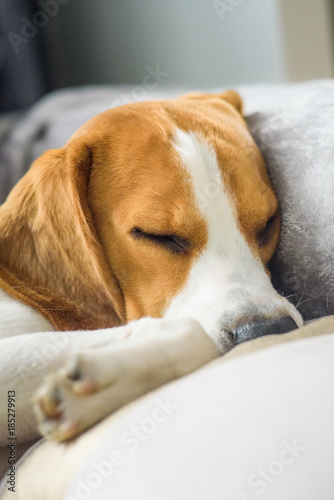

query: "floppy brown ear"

left=219, top=90, right=243, bottom=114
left=0, top=139, right=125, bottom=331
left=180, top=90, right=243, bottom=115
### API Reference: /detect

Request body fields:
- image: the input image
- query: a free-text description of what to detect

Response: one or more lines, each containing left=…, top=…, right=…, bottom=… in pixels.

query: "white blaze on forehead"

left=164, top=129, right=301, bottom=346
left=171, top=128, right=264, bottom=271
left=171, top=128, right=252, bottom=259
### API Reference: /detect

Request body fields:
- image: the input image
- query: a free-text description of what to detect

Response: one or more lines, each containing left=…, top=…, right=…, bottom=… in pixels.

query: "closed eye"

left=130, top=227, right=190, bottom=254
left=256, top=212, right=279, bottom=248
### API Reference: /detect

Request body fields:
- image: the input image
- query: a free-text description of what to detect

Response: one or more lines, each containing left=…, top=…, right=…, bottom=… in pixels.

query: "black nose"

left=232, top=316, right=298, bottom=345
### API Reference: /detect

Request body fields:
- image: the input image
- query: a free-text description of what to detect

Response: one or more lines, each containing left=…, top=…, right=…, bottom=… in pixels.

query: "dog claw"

left=35, top=380, right=64, bottom=419
left=65, top=357, right=83, bottom=381
left=64, top=357, right=97, bottom=395
left=70, top=378, right=97, bottom=395
left=49, top=420, right=79, bottom=442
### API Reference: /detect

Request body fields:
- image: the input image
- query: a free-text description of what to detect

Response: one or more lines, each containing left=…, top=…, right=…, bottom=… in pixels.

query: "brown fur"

left=0, top=91, right=278, bottom=330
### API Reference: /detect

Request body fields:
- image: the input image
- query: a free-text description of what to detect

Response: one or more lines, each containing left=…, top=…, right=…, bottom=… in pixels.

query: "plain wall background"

left=280, top=0, right=334, bottom=81
left=43, top=0, right=334, bottom=89
left=46, top=0, right=287, bottom=88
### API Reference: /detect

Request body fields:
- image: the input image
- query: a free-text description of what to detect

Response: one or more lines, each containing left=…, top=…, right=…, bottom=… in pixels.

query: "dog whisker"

left=297, top=294, right=324, bottom=308
left=296, top=282, right=307, bottom=308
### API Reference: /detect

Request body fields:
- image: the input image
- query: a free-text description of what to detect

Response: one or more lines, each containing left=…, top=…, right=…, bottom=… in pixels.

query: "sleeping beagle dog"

left=0, top=91, right=302, bottom=448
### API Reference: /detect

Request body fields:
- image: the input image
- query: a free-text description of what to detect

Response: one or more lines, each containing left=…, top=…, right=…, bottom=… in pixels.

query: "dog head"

left=0, top=91, right=302, bottom=352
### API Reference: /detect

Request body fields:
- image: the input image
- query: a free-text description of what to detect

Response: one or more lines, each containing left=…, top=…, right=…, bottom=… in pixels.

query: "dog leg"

left=34, top=317, right=218, bottom=441
left=0, top=325, right=142, bottom=446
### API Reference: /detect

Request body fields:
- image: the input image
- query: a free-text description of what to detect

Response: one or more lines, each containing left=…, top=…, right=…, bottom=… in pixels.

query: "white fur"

left=164, top=129, right=302, bottom=350
left=0, top=291, right=215, bottom=459
left=0, top=128, right=302, bottom=461
left=0, top=289, right=54, bottom=339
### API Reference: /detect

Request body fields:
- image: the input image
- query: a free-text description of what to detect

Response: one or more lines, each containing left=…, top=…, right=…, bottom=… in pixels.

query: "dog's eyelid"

left=266, top=211, right=278, bottom=226
left=256, top=211, right=279, bottom=247
left=130, top=227, right=190, bottom=254
left=262, top=209, right=279, bottom=228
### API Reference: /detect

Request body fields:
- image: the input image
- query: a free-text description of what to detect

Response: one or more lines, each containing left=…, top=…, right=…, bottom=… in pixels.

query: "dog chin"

left=207, top=328, right=235, bottom=356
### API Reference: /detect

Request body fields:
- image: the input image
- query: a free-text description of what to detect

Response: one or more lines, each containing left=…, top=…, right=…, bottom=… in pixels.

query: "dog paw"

left=34, top=349, right=121, bottom=441
left=34, top=317, right=216, bottom=442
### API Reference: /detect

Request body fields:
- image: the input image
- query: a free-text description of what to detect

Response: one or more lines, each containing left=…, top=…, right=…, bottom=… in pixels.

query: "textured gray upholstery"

left=241, top=81, right=334, bottom=319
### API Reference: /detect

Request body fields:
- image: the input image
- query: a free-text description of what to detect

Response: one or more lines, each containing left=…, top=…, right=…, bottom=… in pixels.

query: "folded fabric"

left=2, top=317, right=333, bottom=500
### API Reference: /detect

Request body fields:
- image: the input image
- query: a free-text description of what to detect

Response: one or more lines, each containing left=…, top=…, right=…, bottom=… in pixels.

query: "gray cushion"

left=240, top=81, right=334, bottom=319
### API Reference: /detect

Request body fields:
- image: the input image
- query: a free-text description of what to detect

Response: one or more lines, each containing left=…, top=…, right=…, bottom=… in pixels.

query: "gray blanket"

left=0, top=80, right=333, bottom=320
